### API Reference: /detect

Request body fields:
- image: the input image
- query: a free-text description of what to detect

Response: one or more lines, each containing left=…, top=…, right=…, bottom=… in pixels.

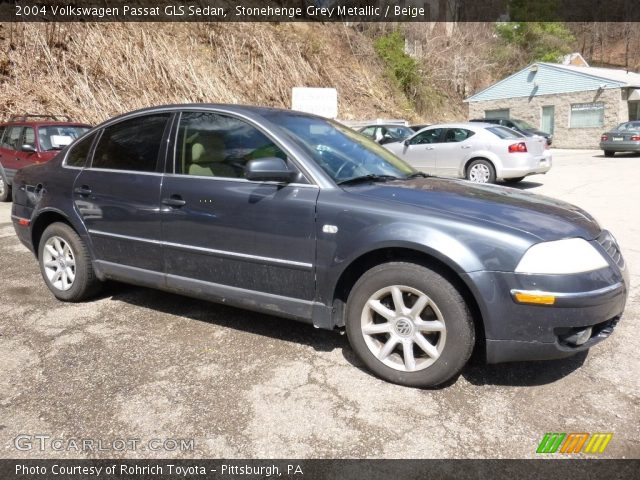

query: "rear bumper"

left=600, top=141, right=640, bottom=152
left=498, top=153, right=552, bottom=179
left=462, top=255, right=628, bottom=364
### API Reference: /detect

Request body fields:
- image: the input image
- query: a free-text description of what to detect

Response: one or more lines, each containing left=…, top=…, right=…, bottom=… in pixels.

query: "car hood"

left=347, top=177, right=601, bottom=241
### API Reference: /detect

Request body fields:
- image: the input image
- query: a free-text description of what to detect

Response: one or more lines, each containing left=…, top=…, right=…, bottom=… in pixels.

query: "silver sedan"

left=384, top=122, right=551, bottom=184
left=600, top=121, right=640, bottom=157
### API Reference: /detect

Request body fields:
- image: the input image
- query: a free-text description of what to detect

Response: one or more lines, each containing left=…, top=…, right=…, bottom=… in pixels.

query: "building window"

left=485, top=109, right=509, bottom=119
left=570, top=102, right=604, bottom=128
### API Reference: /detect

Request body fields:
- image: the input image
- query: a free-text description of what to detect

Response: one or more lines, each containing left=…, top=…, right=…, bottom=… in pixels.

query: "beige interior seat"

left=188, top=135, right=236, bottom=177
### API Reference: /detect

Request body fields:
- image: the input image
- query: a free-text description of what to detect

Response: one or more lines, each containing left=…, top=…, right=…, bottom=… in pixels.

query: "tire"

left=504, top=176, right=525, bottom=184
left=345, top=262, right=475, bottom=388
left=466, top=159, right=496, bottom=184
left=0, top=176, right=10, bottom=202
left=38, top=222, right=101, bottom=301
left=604, top=150, right=614, bottom=157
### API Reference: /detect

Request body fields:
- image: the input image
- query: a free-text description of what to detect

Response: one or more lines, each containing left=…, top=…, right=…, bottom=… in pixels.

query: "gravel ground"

left=0, top=149, right=638, bottom=459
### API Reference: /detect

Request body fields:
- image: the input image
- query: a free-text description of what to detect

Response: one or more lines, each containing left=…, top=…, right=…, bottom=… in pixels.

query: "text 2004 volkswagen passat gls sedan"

left=11, top=105, right=628, bottom=387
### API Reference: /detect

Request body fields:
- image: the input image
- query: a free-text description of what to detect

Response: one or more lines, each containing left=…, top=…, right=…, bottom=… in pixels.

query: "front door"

left=541, top=106, right=555, bottom=134
left=160, top=111, right=319, bottom=304
left=74, top=112, right=172, bottom=275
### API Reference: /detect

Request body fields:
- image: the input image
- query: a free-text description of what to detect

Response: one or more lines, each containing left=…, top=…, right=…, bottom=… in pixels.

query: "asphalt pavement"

left=0, top=149, right=638, bottom=459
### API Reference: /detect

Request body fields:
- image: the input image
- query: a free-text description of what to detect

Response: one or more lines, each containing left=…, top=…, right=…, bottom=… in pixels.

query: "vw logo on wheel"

left=394, top=318, right=413, bottom=337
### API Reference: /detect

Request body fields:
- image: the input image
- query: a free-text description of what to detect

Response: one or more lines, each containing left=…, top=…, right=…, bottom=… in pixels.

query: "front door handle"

left=162, top=195, right=186, bottom=208
left=74, top=186, right=92, bottom=196
left=461, top=145, right=472, bottom=149
left=426, top=146, right=435, bottom=150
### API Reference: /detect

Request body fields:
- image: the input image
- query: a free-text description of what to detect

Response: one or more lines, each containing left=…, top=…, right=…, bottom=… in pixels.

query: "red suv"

left=0, top=115, right=91, bottom=201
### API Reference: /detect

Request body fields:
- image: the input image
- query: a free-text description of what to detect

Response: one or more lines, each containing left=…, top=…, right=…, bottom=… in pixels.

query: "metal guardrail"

left=8, top=114, right=72, bottom=122
left=340, top=119, right=408, bottom=128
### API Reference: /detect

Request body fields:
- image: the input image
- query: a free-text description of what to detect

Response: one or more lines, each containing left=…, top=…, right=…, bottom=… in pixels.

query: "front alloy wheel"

left=361, top=285, right=446, bottom=372
left=346, top=262, right=475, bottom=387
left=0, top=176, right=10, bottom=202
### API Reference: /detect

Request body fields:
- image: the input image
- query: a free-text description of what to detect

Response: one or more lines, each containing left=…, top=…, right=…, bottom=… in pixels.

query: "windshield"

left=263, top=112, right=416, bottom=183
left=510, top=119, right=535, bottom=130
left=38, top=125, right=90, bottom=151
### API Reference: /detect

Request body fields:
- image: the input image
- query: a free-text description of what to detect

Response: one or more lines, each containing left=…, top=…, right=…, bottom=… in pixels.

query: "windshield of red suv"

left=38, top=125, right=90, bottom=151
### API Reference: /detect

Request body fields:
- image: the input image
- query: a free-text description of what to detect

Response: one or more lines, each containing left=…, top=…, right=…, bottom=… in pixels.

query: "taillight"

left=631, top=135, right=640, bottom=141
left=601, top=134, right=609, bottom=141
left=508, top=142, right=527, bottom=153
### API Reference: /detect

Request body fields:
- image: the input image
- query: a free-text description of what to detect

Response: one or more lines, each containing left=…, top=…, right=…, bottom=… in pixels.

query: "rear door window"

left=92, top=114, right=171, bottom=172
left=3, top=126, right=23, bottom=150
left=443, top=128, right=475, bottom=142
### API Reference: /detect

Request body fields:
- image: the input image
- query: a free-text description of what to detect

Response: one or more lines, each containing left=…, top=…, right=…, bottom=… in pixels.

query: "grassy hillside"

left=0, top=22, right=421, bottom=125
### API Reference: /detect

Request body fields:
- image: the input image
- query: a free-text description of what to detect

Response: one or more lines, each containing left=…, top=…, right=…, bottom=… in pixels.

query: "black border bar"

left=2, top=459, right=640, bottom=480
left=1, top=0, right=640, bottom=22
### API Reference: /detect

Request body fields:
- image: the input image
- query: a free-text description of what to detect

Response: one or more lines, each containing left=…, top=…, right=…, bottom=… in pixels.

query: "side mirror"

left=404, top=139, right=411, bottom=147
left=245, top=157, right=297, bottom=183
left=21, top=144, right=37, bottom=153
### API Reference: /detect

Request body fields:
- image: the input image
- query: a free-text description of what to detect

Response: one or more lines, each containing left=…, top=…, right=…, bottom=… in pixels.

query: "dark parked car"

left=0, top=114, right=91, bottom=202
left=470, top=117, right=552, bottom=145
left=600, top=121, right=640, bottom=157
left=357, top=124, right=414, bottom=145
left=12, top=105, right=628, bottom=387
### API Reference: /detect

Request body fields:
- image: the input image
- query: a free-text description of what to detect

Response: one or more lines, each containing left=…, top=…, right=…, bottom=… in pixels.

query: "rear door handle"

left=74, top=186, right=92, bottom=195
left=162, top=195, right=186, bottom=207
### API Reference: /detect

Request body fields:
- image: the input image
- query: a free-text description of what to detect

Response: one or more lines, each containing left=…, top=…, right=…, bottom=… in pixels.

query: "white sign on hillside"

left=291, top=87, right=338, bottom=119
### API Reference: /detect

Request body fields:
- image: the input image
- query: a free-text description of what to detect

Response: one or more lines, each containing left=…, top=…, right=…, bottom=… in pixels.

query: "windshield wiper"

left=406, top=172, right=429, bottom=179
left=337, top=174, right=399, bottom=186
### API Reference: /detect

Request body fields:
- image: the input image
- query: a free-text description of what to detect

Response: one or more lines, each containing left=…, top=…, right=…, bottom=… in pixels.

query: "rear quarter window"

left=65, top=132, right=97, bottom=168
left=486, top=126, right=524, bottom=139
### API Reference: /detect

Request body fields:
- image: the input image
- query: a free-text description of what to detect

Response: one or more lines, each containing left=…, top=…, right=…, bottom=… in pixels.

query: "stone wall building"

left=465, top=62, right=640, bottom=148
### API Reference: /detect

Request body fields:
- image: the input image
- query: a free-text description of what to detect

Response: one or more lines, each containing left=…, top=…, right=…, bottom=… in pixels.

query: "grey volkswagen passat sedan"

left=11, top=105, right=628, bottom=388
left=384, top=122, right=551, bottom=184
left=600, top=121, right=640, bottom=157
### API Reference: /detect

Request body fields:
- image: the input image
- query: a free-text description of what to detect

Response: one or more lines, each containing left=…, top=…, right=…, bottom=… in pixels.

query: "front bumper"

left=462, top=241, right=628, bottom=364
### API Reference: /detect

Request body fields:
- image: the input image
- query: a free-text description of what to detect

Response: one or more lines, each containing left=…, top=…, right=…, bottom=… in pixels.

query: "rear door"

left=435, top=128, right=477, bottom=177
left=73, top=112, right=172, bottom=277
left=160, top=110, right=319, bottom=306
left=0, top=126, right=24, bottom=185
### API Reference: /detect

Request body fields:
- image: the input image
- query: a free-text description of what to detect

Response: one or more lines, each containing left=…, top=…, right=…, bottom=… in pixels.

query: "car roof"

left=359, top=124, right=411, bottom=129
left=418, top=122, right=494, bottom=130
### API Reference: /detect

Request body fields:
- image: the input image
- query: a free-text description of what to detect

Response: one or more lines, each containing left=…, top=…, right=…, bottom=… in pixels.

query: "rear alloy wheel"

left=466, top=159, right=496, bottom=184
left=504, top=176, right=525, bottom=184
left=38, top=222, right=101, bottom=301
left=604, top=150, right=614, bottom=158
left=0, top=176, right=10, bottom=202
left=346, top=262, right=475, bottom=387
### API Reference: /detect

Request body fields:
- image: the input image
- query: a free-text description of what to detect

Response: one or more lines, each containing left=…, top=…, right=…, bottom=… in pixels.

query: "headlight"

left=515, top=238, right=609, bottom=274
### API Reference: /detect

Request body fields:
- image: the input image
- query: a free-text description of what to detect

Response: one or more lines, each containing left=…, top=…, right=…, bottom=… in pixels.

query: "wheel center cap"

left=394, top=318, right=414, bottom=337
left=59, top=259, right=66, bottom=268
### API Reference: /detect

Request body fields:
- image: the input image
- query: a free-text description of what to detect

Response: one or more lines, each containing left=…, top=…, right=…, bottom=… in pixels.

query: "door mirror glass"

left=245, top=157, right=297, bottom=183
